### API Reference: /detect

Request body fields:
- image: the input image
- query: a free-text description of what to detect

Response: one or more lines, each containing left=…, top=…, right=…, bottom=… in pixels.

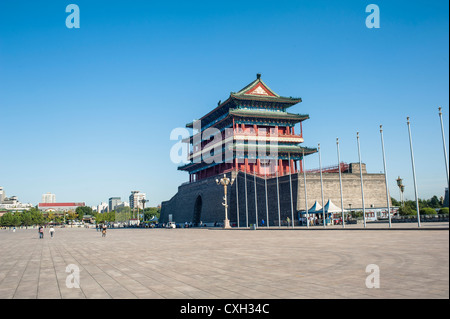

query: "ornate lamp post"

left=216, top=174, right=235, bottom=229
left=140, top=198, right=149, bottom=222
left=400, top=185, right=405, bottom=206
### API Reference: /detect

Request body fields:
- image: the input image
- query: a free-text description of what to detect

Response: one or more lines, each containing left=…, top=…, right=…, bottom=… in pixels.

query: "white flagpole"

left=407, top=117, right=421, bottom=227
left=245, top=162, right=249, bottom=228
left=318, top=143, right=326, bottom=228
left=357, top=132, right=366, bottom=228
left=264, top=159, right=269, bottom=228
left=288, top=152, right=295, bottom=228
left=276, top=169, right=281, bottom=227
left=303, top=150, right=309, bottom=228
left=337, top=138, right=345, bottom=228
left=254, top=168, right=258, bottom=229
left=236, top=167, right=240, bottom=228
left=438, top=107, right=449, bottom=192
left=380, top=125, right=392, bottom=228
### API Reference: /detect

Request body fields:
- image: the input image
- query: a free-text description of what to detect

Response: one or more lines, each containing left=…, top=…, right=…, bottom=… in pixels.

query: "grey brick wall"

left=296, top=172, right=391, bottom=211
left=160, top=169, right=390, bottom=226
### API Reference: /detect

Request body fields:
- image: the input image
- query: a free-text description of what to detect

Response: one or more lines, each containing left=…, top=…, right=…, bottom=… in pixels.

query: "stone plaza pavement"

left=0, top=223, right=448, bottom=299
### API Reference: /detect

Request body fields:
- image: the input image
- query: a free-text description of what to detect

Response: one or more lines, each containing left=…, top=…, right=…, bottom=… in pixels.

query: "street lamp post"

left=216, top=174, right=235, bottom=229
left=140, top=198, right=149, bottom=222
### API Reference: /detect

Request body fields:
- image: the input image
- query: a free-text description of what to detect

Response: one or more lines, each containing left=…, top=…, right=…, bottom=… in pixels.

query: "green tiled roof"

left=229, top=108, right=309, bottom=121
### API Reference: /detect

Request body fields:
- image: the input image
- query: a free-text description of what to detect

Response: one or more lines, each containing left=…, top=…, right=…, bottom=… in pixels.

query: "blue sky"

left=0, top=0, right=448, bottom=207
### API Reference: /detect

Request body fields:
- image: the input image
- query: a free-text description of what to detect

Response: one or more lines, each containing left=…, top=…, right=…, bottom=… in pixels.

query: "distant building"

left=42, top=193, right=56, bottom=203
left=129, top=191, right=146, bottom=210
left=0, top=187, right=5, bottom=203
left=116, top=201, right=129, bottom=209
left=109, top=197, right=121, bottom=212
left=97, top=202, right=108, bottom=213
left=38, top=202, right=85, bottom=212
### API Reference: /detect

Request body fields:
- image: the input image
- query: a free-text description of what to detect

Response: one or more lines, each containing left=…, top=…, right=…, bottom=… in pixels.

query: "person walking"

left=102, top=224, right=107, bottom=237
left=39, top=226, right=44, bottom=239
left=49, top=226, right=55, bottom=238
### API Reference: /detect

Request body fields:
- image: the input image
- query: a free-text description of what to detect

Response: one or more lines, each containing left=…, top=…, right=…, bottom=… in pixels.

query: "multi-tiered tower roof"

left=179, top=74, right=317, bottom=182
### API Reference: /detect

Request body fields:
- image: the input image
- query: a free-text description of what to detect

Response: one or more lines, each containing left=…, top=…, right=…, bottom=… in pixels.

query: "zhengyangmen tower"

left=160, top=75, right=391, bottom=226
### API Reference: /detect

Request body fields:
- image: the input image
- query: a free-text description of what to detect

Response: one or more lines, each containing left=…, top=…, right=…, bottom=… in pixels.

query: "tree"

left=420, top=207, right=437, bottom=215
left=391, top=197, right=401, bottom=207
left=1, top=212, right=14, bottom=227
left=29, top=207, right=43, bottom=225
left=21, top=211, right=33, bottom=228
left=115, top=206, right=131, bottom=223
left=427, top=196, right=442, bottom=209
left=144, top=207, right=160, bottom=221
left=67, top=210, right=78, bottom=224
left=46, top=212, right=55, bottom=223
left=11, top=213, right=21, bottom=227
left=398, top=205, right=416, bottom=216
left=76, top=206, right=93, bottom=220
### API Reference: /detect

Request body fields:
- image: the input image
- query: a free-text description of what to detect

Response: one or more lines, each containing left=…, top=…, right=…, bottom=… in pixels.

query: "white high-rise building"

left=42, top=192, right=56, bottom=203
left=97, top=202, right=108, bottom=214
left=0, top=187, right=5, bottom=203
left=129, top=191, right=146, bottom=210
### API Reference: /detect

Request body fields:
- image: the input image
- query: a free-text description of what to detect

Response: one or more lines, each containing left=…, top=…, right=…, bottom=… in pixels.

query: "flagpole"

left=380, top=125, right=392, bottom=228
left=318, top=143, right=326, bottom=228
left=407, top=117, right=421, bottom=228
left=276, top=169, right=281, bottom=227
left=357, top=132, right=366, bottom=228
left=337, top=138, right=345, bottom=228
left=303, top=150, right=309, bottom=228
left=264, top=159, right=269, bottom=228
left=236, top=167, right=240, bottom=228
left=254, top=168, right=258, bottom=229
left=438, top=107, right=449, bottom=192
left=288, top=152, right=294, bottom=228
left=245, top=162, right=249, bottom=228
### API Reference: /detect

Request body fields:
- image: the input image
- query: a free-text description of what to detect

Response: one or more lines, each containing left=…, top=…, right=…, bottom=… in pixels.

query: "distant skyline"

left=0, top=0, right=448, bottom=207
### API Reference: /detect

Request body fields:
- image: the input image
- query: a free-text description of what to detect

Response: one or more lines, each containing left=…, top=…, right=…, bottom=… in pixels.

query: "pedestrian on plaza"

left=39, top=226, right=44, bottom=239
left=49, top=226, right=55, bottom=238
left=102, top=224, right=107, bottom=237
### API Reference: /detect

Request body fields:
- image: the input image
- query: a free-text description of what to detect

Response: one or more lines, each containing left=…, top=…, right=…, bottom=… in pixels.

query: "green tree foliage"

left=76, top=206, right=93, bottom=220
left=1, top=212, right=14, bottom=227
left=398, top=205, right=417, bottom=216
left=420, top=207, right=437, bottom=215
left=30, top=207, right=44, bottom=225
left=115, top=206, right=131, bottom=223
left=144, top=207, right=160, bottom=221
left=439, top=207, right=449, bottom=215
left=391, top=197, right=401, bottom=207
left=21, top=211, right=33, bottom=227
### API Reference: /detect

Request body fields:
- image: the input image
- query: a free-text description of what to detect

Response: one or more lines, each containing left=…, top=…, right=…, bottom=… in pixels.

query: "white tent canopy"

left=314, top=199, right=345, bottom=214
left=308, top=201, right=322, bottom=213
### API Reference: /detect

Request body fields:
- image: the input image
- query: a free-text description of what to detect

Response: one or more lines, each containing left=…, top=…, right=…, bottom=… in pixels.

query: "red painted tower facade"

left=178, top=74, right=317, bottom=182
